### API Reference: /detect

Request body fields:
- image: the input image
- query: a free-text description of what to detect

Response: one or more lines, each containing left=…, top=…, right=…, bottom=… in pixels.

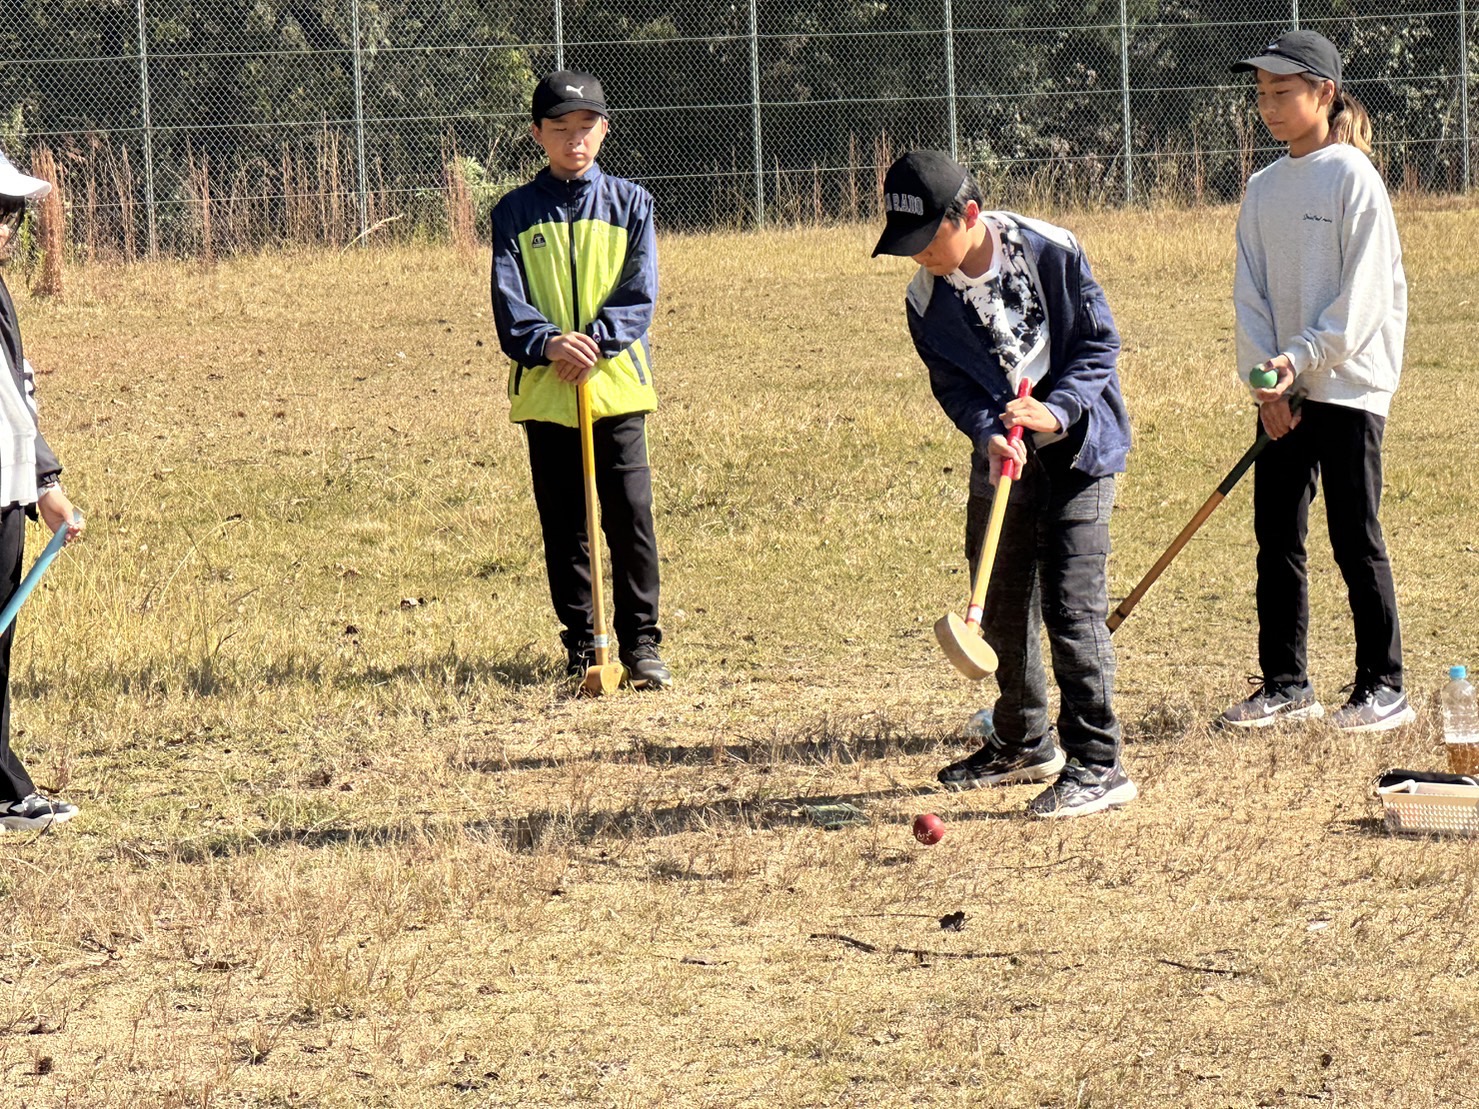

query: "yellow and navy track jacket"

left=491, top=163, right=658, bottom=427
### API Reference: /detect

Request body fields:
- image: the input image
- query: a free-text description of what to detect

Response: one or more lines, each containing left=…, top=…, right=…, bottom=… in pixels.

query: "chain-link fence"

left=1, top=1, right=1474, bottom=257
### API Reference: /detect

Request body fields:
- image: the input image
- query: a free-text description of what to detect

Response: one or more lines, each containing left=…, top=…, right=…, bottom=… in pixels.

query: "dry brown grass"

left=1, top=201, right=1477, bottom=1107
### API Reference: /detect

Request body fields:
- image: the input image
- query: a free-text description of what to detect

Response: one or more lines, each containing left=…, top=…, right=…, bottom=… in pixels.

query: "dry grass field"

left=1, top=200, right=1478, bottom=1107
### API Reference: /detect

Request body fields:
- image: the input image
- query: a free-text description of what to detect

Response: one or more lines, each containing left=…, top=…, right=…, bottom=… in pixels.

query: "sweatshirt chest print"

left=1301, top=212, right=1333, bottom=224
left=531, top=232, right=548, bottom=248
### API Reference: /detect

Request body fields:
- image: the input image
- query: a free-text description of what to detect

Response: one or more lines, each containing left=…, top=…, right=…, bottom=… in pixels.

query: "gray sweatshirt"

left=1234, top=143, right=1407, bottom=417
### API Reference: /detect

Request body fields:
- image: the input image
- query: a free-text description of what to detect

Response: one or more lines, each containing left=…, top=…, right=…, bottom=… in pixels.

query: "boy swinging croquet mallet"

left=874, top=150, right=1135, bottom=819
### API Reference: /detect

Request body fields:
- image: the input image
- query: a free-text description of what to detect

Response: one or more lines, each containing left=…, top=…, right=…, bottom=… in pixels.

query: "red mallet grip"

left=1000, top=377, right=1032, bottom=481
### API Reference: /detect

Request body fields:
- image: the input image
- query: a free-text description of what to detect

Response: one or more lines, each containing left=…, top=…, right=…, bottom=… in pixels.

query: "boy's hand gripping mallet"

left=935, top=378, right=1032, bottom=680
left=1107, top=393, right=1301, bottom=632
left=576, top=380, right=625, bottom=696
left=0, top=513, right=82, bottom=634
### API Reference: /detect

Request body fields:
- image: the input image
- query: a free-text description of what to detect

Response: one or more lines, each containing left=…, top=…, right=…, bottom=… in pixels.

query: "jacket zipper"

left=567, top=179, right=580, bottom=335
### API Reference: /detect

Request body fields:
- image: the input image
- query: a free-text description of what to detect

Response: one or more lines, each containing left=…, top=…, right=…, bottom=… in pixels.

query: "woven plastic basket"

left=1377, top=771, right=1479, bottom=836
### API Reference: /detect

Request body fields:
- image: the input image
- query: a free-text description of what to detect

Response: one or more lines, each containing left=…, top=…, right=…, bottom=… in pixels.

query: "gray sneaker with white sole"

left=1027, top=760, right=1137, bottom=819
left=1218, top=679, right=1324, bottom=728
left=1328, top=683, right=1416, bottom=732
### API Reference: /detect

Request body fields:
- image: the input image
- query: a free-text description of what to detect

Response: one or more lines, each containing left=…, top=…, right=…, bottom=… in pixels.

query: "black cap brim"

left=1231, top=54, right=1322, bottom=77
left=872, top=212, right=946, bottom=258
left=537, top=99, right=608, bottom=121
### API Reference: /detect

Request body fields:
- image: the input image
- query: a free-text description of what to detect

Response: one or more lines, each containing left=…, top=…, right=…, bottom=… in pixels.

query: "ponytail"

left=1329, top=88, right=1372, bottom=155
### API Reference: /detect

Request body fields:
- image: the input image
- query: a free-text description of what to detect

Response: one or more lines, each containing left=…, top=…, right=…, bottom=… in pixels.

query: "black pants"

left=1253, top=399, right=1402, bottom=690
left=966, top=446, right=1121, bottom=769
left=525, top=414, right=662, bottom=651
left=0, top=506, right=34, bottom=802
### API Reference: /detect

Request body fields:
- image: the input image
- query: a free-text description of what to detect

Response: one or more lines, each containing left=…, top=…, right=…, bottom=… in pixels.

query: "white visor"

left=0, top=148, right=52, bottom=202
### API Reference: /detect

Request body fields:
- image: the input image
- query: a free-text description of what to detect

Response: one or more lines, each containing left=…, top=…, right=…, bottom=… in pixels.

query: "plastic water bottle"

left=964, top=707, right=994, bottom=738
left=1442, top=666, right=1479, bottom=774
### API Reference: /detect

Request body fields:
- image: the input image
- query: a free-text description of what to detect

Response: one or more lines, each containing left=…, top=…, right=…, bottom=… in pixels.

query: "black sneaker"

left=1328, top=682, right=1416, bottom=732
left=620, top=635, right=672, bottom=691
left=1217, top=678, right=1324, bottom=728
left=936, top=731, right=1065, bottom=791
left=1027, top=760, right=1137, bottom=819
left=564, top=640, right=594, bottom=679
left=0, top=793, right=79, bottom=832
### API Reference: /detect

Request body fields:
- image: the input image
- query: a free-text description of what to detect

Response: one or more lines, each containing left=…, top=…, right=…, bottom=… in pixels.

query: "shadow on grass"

left=330, top=650, right=552, bottom=691
left=168, top=783, right=942, bottom=861
left=16, top=645, right=557, bottom=700
left=454, top=729, right=976, bottom=775
left=1326, top=815, right=1395, bottom=838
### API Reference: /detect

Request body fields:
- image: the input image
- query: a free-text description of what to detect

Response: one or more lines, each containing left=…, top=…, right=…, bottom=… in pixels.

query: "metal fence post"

left=750, top=0, right=764, bottom=227
left=350, top=0, right=369, bottom=240
left=135, top=0, right=157, bottom=257
left=944, top=0, right=958, bottom=160
left=1291, top=0, right=1300, bottom=30
left=555, top=0, right=564, bottom=70
left=1462, top=0, right=1471, bottom=191
left=1119, top=0, right=1133, bottom=203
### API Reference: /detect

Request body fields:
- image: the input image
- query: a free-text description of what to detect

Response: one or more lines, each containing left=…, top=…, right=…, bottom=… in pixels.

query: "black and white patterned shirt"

left=943, top=217, right=1047, bottom=383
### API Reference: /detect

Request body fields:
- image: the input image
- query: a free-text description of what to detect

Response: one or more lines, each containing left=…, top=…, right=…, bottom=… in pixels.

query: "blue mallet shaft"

left=0, top=514, right=80, bottom=634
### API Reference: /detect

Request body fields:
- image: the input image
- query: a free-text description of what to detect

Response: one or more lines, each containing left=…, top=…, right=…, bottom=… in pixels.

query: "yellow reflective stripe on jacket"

left=508, top=217, right=657, bottom=427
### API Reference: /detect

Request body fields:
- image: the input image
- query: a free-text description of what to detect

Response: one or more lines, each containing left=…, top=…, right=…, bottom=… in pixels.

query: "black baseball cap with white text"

left=1231, top=29, right=1342, bottom=85
left=532, top=71, right=608, bottom=122
left=871, top=151, right=969, bottom=258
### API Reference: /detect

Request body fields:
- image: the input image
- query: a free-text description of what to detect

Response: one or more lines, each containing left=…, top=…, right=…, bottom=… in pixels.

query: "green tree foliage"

left=0, top=0, right=1471, bottom=249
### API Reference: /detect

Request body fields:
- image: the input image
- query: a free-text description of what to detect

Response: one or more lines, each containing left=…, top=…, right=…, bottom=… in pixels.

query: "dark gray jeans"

left=966, top=447, right=1121, bottom=769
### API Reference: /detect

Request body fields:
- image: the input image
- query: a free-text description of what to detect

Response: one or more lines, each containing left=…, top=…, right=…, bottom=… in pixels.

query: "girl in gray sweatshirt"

left=1217, top=30, right=1415, bottom=733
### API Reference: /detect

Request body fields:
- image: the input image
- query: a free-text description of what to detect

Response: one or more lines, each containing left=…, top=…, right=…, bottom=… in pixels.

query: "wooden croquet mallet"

left=935, top=377, right=1033, bottom=680
left=1106, top=394, right=1302, bottom=633
left=576, top=379, right=625, bottom=696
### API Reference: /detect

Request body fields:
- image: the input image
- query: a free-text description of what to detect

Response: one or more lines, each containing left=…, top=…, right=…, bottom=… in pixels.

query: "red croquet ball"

left=912, top=813, right=945, bottom=845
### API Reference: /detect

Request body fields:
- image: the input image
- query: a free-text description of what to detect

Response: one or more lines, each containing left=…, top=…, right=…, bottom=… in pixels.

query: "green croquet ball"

left=1249, top=366, right=1279, bottom=389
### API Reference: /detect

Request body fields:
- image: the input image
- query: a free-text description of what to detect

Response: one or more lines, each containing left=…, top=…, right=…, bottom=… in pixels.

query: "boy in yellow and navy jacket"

left=491, top=71, right=671, bottom=689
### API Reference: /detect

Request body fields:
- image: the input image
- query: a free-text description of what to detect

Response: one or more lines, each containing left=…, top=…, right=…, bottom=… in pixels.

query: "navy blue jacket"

left=905, top=213, right=1131, bottom=476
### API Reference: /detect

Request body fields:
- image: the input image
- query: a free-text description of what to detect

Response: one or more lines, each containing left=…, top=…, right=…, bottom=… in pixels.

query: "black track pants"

left=524, top=414, right=662, bottom=651
left=0, top=506, right=35, bottom=802
left=1252, top=399, right=1402, bottom=690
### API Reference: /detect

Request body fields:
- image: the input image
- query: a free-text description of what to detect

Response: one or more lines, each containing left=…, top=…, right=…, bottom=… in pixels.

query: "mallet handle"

left=1106, top=396, right=1301, bottom=633
left=576, top=380, right=612, bottom=666
left=964, top=378, right=1032, bottom=630
left=0, top=514, right=80, bottom=634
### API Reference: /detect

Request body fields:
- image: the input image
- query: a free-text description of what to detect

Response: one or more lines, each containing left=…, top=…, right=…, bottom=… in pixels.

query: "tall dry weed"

left=185, top=149, right=216, bottom=263
left=444, top=149, right=477, bottom=257
left=29, top=145, right=64, bottom=298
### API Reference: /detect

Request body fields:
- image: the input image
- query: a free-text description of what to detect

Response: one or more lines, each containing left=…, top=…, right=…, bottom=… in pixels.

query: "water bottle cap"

left=1452, top=666, right=1469, bottom=680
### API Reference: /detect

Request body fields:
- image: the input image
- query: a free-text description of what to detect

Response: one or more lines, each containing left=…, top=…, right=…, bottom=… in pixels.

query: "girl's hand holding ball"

left=1249, top=363, right=1279, bottom=390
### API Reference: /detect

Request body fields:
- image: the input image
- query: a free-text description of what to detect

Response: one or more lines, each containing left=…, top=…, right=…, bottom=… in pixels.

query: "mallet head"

left=934, top=612, right=998, bottom=680
left=580, top=662, right=625, bottom=697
